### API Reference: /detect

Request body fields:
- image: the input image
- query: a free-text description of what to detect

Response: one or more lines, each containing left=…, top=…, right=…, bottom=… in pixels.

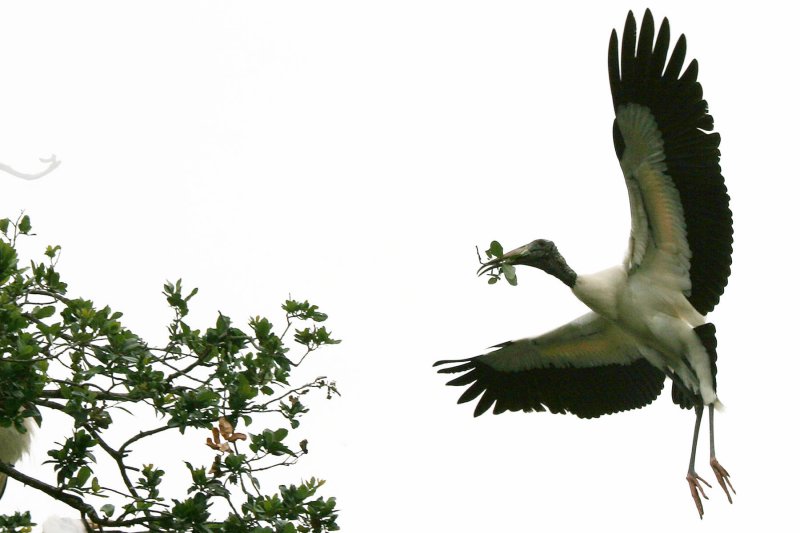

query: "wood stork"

left=434, top=10, right=733, bottom=518
left=0, top=419, right=34, bottom=499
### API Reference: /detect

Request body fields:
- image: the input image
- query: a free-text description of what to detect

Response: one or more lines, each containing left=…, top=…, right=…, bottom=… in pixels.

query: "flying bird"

left=435, top=10, right=733, bottom=518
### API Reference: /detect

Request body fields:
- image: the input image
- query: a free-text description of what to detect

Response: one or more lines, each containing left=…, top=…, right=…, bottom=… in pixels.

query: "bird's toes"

left=710, top=457, right=735, bottom=504
left=686, top=472, right=711, bottom=519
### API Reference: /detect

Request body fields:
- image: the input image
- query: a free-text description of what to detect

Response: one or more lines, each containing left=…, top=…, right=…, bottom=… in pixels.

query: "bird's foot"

left=710, top=457, right=735, bottom=504
left=686, top=471, right=711, bottom=519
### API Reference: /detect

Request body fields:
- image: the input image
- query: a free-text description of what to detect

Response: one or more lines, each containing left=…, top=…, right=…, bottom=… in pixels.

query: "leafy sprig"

left=476, top=240, right=517, bottom=286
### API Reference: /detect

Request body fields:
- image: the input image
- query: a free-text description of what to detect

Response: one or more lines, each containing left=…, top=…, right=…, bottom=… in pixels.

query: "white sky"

left=1, top=1, right=798, bottom=531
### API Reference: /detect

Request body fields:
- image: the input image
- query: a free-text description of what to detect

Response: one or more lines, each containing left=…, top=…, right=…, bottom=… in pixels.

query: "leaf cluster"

left=477, top=240, right=517, bottom=286
left=0, top=511, right=34, bottom=533
left=0, top=215, right=340, bottom=532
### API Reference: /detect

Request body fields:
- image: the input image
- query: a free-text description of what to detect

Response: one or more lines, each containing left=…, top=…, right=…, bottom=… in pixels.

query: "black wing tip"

left=437, top=357, right=666, bottom=420
left=640, top=9, right=655, bottom=34
left=681, top=58, right=700, bottom=82
left=631, top=9, right=665, bottom=27
left=488, top=340, right=513, bottom=349
left=613, top=11, right=692, bottom=91
left=433, top=357, right=471, bottom=368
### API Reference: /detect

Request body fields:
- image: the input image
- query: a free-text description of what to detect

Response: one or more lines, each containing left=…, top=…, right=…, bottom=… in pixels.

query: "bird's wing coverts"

left=434, top=312, right=665, bottom=418
left=609, top=9, right=733, bottom=315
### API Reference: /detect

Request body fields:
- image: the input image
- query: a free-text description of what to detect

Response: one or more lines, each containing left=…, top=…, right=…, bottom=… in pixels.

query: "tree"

left=0, top=213, right=341, bottom=532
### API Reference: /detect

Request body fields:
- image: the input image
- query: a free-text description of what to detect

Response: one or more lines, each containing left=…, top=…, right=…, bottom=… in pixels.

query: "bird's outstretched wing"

left=434, top=312, right=665, bottom=419
left=608, top=9, right=733, bottom=315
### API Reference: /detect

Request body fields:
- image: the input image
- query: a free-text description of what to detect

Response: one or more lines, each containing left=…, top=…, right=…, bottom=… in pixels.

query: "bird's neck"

left=540, top=251, right=577, bottom=288
left=571, top=266, right=627, bottom=320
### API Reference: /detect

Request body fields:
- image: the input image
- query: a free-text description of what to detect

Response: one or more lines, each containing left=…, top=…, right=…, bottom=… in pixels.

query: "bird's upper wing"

left=434, top=312, right=665, bottom=419
left=608, top=10, right=733, bottom=315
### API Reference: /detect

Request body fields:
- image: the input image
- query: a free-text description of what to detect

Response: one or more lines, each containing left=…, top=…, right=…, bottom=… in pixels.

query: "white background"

left=1, top=1, right=798, bottom=531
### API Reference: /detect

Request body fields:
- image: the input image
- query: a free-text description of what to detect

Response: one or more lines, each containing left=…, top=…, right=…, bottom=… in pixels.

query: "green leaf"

left=488, top=240, right=503, bottom=258
left=45, top=244, right=61, bottom=259
left=0, top=241, right=19, bottom=282
left=76, top=465, right=92, bottom=486
left=488, top=277, right=498, bottom=285
left=18, top=215, right=32, bottom=234
left=32, top=305, right=56, bottom=319
left=501, top=264, right=517, bottom=286
left=215, top=313, right=230, bottom=333
left=0, top=218, right=9, bottom=234
left=100, top=503, right=115, bottom=516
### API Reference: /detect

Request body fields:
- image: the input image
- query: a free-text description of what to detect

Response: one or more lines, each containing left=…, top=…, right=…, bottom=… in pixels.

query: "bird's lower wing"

left=434, top=312, right=665, bottom=418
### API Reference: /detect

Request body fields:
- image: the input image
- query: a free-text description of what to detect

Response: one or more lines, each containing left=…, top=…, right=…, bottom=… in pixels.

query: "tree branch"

left=0, top=461, right=99, bottom=522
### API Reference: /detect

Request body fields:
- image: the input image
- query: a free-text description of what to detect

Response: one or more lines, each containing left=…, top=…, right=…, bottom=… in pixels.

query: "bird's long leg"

left=709, top=405, right=735, bottom=503
left=686, top=404, right=711, bottom=519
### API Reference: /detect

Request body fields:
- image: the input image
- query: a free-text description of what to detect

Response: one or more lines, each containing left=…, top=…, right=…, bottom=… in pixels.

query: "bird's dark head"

left=478, top=239, right=576, bottom=287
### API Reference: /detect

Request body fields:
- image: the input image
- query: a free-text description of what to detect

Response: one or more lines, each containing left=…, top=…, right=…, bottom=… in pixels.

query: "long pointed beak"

left=477, top=244, right=527, bottom=276
left=477, top=258, right=502, bottom=276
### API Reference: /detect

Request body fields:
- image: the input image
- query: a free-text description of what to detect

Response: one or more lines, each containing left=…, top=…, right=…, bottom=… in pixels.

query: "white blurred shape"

left=0, top=155, right=60, bottom=180
left=41, top=516, right=87, bottom=533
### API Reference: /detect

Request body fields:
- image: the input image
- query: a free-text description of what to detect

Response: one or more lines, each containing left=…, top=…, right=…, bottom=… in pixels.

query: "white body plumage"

left=0, top=418, right=34, bottom=498
left=573, top=262, right=715, bottom=405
